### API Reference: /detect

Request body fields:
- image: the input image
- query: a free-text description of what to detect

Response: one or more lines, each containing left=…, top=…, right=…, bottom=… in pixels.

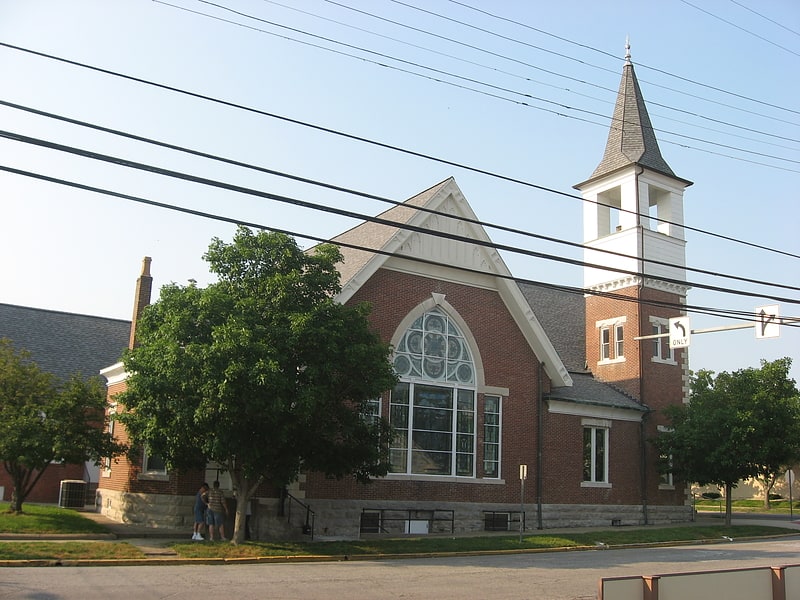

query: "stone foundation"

left=271, top=499, right=694, bottom=540
left=94, top=489, right=693, bottom=540
left=96, top=488, right=194, bottom=528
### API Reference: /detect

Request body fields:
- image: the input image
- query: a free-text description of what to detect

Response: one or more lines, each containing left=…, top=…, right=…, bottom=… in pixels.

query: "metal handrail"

left=286, top=492, right=315, bottom=540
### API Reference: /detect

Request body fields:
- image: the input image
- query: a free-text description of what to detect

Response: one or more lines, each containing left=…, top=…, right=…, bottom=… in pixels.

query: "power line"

left=215, top=0, right=800, bottom=154
left=728, top=0, right=800, bottom=38
left=679, top=0, right=800, bottom=57
left=3, top=97, right=799, bottom=297
left=2, top=162, right=797, bottom=328
left=376, top=0, right=800, bottom=126
left=2, top=128, right=799, bottom=308
left=262, top=0, right=799, bottom=152
left=1, top=41, right=798, bottom=261
left=448, top=0, right=800, bottom=116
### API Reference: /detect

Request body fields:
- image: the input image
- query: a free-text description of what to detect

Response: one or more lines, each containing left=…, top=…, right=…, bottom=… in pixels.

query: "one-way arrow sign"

left=669, top=316, right=691, bottom=348
left=755, top=305, right=780, bottom=339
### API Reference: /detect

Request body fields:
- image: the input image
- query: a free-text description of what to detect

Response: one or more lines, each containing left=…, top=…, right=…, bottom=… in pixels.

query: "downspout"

left=635, top=165, right=649, bottom=525
left=536, top=361, right=544, bottom=530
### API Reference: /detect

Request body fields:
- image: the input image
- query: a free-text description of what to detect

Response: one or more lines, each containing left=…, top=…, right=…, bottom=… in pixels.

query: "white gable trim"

left=548, top=399, right=644, bottom=422
left=334, top=179, right=571, bottom=387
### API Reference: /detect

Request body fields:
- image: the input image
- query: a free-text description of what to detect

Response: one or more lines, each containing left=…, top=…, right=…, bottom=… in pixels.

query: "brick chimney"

left=129, top=257, right=153, bottom=349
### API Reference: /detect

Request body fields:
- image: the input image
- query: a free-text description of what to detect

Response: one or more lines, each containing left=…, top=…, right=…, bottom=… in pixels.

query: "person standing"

left=192, top=482, right=209, bottom=541
left=206, top=480, right=229, bottom=541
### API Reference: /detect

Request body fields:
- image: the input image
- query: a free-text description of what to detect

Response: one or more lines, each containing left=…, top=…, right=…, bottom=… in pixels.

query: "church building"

left=97, top=47, right=694, bottom=538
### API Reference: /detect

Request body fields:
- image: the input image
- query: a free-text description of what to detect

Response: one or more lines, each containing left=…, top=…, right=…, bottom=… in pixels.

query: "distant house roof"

left=0, top=303, right=130, bottom=381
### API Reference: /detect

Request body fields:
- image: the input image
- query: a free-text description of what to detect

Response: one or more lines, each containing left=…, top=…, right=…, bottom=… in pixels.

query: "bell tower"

left=574, top=41, right=692, bottom=409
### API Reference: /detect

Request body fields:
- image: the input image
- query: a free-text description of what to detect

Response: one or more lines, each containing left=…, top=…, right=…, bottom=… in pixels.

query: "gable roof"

left=328, top=177, right=573, bottom=388
left=0, top=303, right=130, bottom=382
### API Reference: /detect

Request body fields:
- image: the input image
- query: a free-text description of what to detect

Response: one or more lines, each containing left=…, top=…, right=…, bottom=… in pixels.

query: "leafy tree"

left=655, top=358, right=800, bottom=525
left=0, top=339, right=125, bottom=513
left=118, top=227, right=398, bottom=544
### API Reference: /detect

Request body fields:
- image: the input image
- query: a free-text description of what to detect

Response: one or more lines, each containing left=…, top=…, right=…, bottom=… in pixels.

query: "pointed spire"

left=586, top=40, right=676, bottom=181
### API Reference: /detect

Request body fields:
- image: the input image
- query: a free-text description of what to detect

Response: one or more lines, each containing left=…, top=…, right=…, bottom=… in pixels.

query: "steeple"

left=587, top=39, right=677, bottom=182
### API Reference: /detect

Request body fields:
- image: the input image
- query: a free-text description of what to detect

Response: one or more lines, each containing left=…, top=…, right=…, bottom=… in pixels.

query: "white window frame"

left=139, top=448, right=168, bottom=481
left=483, top=395, right=502, bottom=479
left=389, top=382, right=476, bottom=478
left=581, top=418, right=611, bottom=488
left=102, top=404, right=116, bottom=477
left=596, top=317, right=626, bottom=364
left=657, top=425, right=675, bottom=489
left=650, top=317, right=676, bottom=364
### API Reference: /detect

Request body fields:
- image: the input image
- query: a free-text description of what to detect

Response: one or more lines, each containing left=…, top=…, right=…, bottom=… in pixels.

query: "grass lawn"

left=696, top=499, right=800, bottom=514
left=0, top=503, right=109, bottom=534
left=0, top=542, right=144, bottom=561
left=0, top=501, right=797, bottom=562
left=171, top=524, right=798, bottom=559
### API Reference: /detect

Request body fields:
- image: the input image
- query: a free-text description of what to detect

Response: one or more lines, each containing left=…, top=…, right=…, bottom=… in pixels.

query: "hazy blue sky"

left=1, top=0, right=798, bottom=380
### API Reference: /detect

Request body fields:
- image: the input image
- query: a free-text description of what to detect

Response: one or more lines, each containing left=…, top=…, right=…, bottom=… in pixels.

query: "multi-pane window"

left=390, top=308, right=477, bottom=477
left=651, top=318, right=675, bottom=362
left=597, top=317, right=625, bottom=362
left=600, top=327, right=611, bottom=360
left=390, top=383, right=475, bottom=476
left=392, top=308, right=474, bottom=384
left=363, top=398, right=381, bottom=425
left=582, top=426, right=609, bottom=484
left=615, top=324, right=624, bottom=358
left=483, top=395, right=501, bottom=478
left=659, top=454, right=674, bottom=488
left=103, top=406, right=116, bottom=472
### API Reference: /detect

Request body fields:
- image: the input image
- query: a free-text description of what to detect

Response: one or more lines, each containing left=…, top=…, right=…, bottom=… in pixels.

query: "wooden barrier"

left=599, top=564, right=800, bottom=600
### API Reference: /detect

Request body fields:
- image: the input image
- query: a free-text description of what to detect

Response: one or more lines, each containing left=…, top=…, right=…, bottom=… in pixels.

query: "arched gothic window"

left=390, top=308, right=476, bottom=477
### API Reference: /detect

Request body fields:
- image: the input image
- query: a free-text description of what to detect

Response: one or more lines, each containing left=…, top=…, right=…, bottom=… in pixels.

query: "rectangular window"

left=102, top=406, right=116, bottom=474
left=582, top=426, right=608, bottom=484
left=651, top=319, right=675, bottom=362
left=659, top=454, right=674, bottom=488
left=389, top=382, right=475, bottom=477
left=142, top=449, right=167, bottom=475
left=615, top=324, right=624, bottom=358
left=363, top=397, right=381, bottom=425
left=483, top=395, right=501, bottom=478
left=597, top=317, right=626, bottom=363
left=600, top=327, right=611, bottom=360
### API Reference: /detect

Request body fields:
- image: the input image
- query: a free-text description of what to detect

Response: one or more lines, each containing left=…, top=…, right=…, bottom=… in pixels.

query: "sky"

left=1, top=0, right=798, bottom=382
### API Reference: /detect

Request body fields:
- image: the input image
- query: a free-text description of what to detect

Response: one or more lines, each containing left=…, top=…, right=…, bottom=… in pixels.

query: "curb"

left=3, top=532, right=800, bottom=568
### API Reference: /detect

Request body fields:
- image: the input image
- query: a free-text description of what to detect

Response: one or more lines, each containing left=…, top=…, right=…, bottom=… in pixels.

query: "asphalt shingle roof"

left=578, top=61, right=689, bottom=186
left=517, top=283, right=643, bottom=412
left=0, top=303, right=131, bottom=382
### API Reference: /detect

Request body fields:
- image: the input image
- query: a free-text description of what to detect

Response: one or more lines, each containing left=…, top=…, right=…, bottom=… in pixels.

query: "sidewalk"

left=3, top=510, right=800, bottom=562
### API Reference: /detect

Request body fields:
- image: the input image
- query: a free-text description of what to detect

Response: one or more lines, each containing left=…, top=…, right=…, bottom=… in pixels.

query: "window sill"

left=384, top=474, right=504, bottom=484
left=101, top=469, right=111, bottom=478
left=651, top=357, right=677, bottom=365
left=598, top=358, right=625, bottom=365
left=659, top=484, right=675, bottom=491
left=581, top=481, right=612, bottom=489
left=137, top=473, right=169, bottom=482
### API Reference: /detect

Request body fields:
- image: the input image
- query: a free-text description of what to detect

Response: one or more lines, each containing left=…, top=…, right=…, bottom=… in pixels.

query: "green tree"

left=656, top=358, right=800, bottom=525
left=0, top=339, right=124, bottom=513
left=118, top=227, right=398, bottom=544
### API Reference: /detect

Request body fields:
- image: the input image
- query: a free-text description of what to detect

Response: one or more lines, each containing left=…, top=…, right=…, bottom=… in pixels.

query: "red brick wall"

left=306, top=269, right=543, bottom=504
left=0, top=463, right=86, bottom=504
left=585, top=284, right=687, bottom=506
